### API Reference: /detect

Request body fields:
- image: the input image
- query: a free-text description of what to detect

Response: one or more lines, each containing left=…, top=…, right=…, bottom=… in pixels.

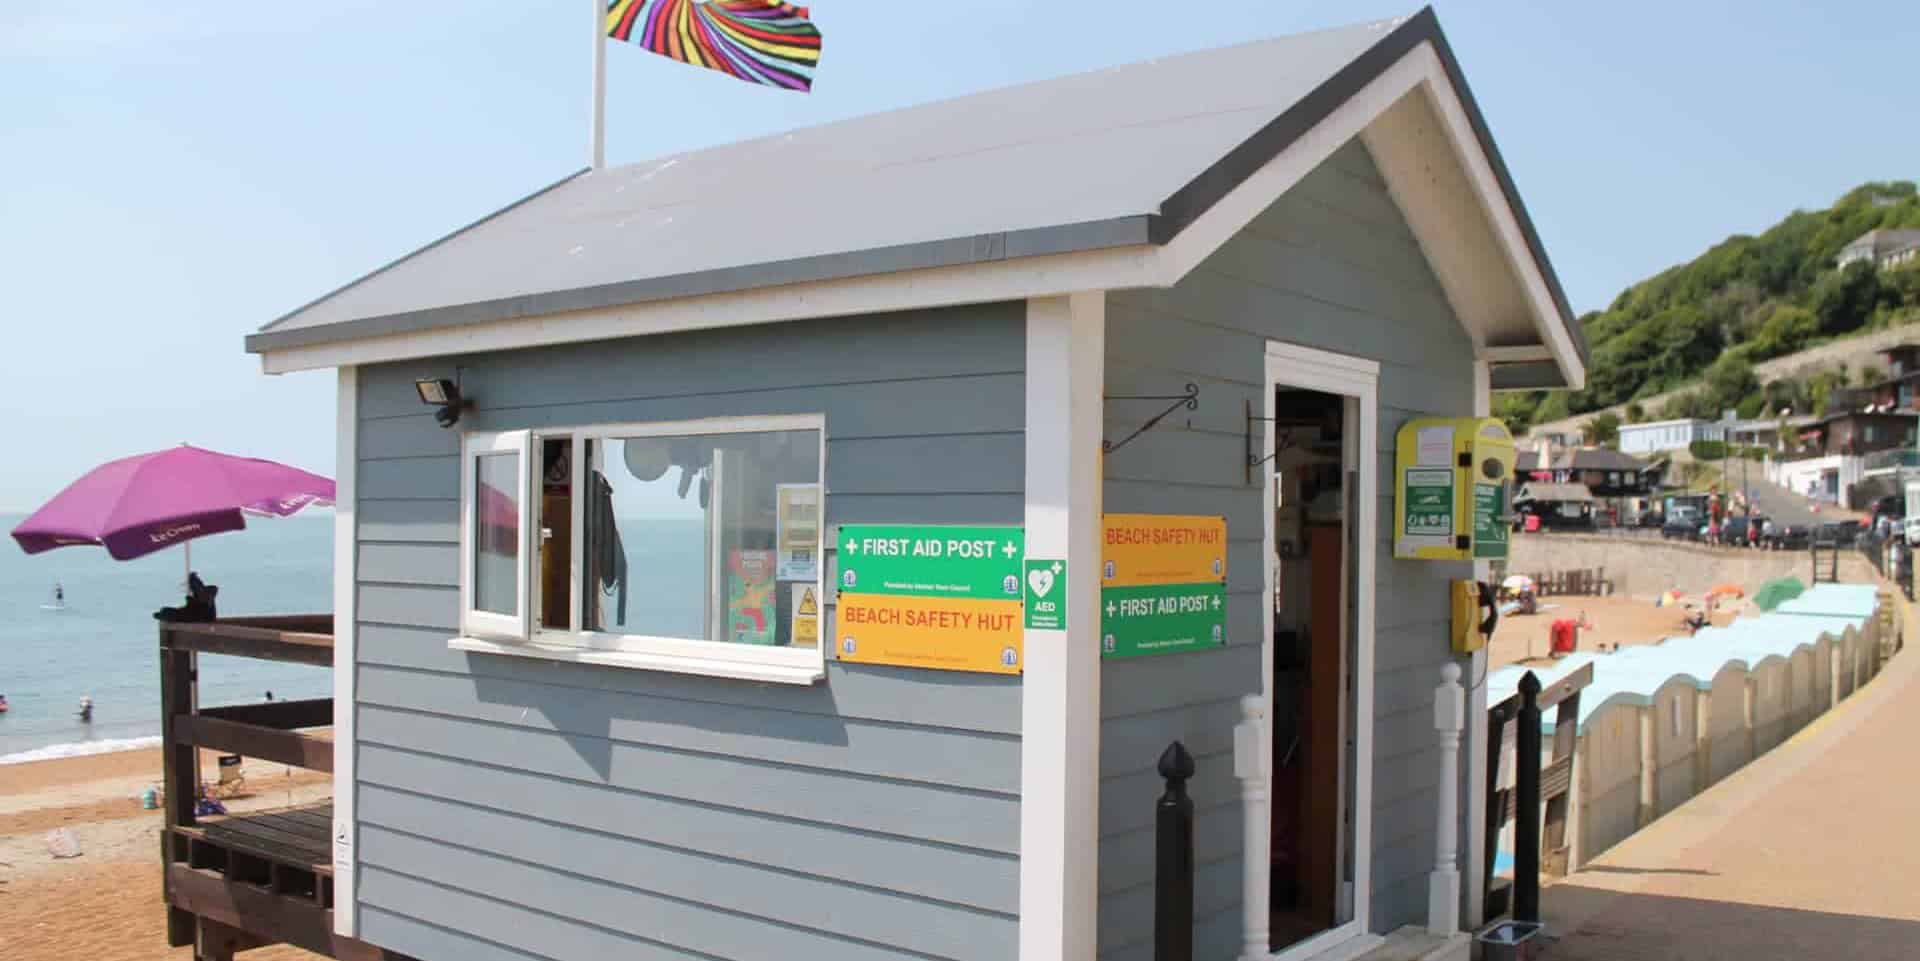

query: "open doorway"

left=1262, top=342, right=1378, bottom=959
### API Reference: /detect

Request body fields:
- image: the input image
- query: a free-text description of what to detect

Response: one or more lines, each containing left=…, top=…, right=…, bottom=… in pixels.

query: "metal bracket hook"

left=1103, top=383, right=1200, bottom=455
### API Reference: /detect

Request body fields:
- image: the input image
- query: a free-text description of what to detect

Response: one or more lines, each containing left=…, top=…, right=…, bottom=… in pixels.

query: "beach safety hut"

left=232, top=10, right=1589, bottom=961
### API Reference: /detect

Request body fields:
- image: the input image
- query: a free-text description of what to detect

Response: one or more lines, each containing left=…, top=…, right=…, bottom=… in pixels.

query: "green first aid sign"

left=1473, top=483, right=1509, bottom=560
left=1403, top=468, right=1454, bottom=536
left=1101, top=582, right=1226, bottom=658
left=838, top=525, right=1024, bottom=599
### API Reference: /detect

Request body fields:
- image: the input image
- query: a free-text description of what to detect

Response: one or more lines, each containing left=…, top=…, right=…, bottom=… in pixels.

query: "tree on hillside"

left=1808, top=367, right=1851, bottom=415
left=1582, top=412, right=1621, bottom=448
left=1494, top=393, right=1536, bottom=436
left=1809, top=261, right=1886, bottom=336
left=1497, top=180, right=1920, bottom=435
left=1703, top=353, right=1759, bottom=415
left=1750, top=304, right=1819, bottom=358
left=1624, top=401, right=1647, bottom=424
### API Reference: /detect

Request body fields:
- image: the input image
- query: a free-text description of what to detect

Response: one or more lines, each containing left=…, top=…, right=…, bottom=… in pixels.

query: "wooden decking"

left=159, top=617, right=407, bottom=961
left=179, top=802, right=334, bottom=889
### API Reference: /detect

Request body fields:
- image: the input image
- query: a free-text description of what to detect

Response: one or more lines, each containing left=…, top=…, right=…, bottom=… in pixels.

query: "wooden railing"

left=158, top=615, right=343, bottom=958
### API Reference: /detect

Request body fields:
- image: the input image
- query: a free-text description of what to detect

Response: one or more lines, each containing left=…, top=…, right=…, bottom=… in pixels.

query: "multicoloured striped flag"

left=606, top=1, right=823, bottom=93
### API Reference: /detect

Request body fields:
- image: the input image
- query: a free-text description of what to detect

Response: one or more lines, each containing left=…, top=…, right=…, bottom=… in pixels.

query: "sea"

left=0, top=512, right=334, bottom=764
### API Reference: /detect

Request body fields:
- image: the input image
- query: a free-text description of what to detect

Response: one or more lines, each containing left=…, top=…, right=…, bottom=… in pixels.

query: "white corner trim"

left=259, top=246, right=1156, bottom=374
left=1019, top=293, right=1104, bottom=961
left=1465, top=359, right=1491, bottom=927
left=447, top=636, right=826, bottom=685
left=331, top=365, right=358, bottom=937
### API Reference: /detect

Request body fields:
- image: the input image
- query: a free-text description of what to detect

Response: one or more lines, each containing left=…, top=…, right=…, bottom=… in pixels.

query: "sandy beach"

left=1, top=746, right=331, bottom=961
left=1489, top=591, right=1746, bottom=671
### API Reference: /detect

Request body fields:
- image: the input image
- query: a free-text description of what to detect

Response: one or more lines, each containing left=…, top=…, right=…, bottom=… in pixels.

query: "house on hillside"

left=1849, top=343, right=1920, bottom=412
left=224, top=12, right=1592, bottom=961
left=1792, top=410, right=1918, bottom=459
left=1512, top=482, right=1594, bottom=529
left=1515, top=447, right=1654, bottom=497
left=1726, top=414, right=1819, bottom=454
left=1617, top=417, right=1726, bottom=455
left=1836, top=228, right=1920, bottom=270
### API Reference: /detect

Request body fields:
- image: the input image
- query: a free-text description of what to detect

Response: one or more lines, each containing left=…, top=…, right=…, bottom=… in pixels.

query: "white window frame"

left=451, top=414, right=828, bottom=685
left=459, top=429, right=534, bottom=640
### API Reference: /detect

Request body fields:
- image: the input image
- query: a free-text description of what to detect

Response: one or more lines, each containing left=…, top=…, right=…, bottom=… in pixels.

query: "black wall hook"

left=1103, top=383, right=1200, bottom=454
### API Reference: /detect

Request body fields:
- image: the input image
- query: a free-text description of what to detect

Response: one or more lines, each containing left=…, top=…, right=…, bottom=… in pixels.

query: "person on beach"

left=76, top=696, right=93, bottom=723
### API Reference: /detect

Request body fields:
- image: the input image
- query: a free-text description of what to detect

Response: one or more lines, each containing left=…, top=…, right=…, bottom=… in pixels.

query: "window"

left=456, top=416, right=828, bottom=684
left=460, top=430, right=533, bottom=640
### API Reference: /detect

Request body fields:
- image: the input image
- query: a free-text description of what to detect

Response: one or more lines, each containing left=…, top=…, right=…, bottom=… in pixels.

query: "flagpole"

left=590, top=0, right=607, bottom=169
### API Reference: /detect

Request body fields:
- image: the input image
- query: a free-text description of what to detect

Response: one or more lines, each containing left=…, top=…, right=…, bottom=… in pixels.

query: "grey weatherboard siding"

left=351, top=306, right=1024, bottom=961
left=1098, top=140, right=1474, bottom=958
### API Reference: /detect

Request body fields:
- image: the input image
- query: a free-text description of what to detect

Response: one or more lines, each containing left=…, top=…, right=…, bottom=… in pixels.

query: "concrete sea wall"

left=1506, top=533, right=1878, bottom=598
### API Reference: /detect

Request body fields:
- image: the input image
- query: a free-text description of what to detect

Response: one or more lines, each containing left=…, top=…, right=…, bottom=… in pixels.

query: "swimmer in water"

left=77, top=696, right=93, bottom=723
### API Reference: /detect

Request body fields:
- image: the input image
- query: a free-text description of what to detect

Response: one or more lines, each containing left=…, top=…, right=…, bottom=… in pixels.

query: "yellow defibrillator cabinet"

left=1391, top=417, right=1516, bottom=562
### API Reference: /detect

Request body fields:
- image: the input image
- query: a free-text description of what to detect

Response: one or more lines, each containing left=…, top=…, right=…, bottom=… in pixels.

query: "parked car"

left=1662, top=508, right=1700, bottom=541
left=1764, top=524, right=1811, bottom=550
left=1870, top=494, right=1904, bottom=520
left=1815, top=520, right=1863, bottom=547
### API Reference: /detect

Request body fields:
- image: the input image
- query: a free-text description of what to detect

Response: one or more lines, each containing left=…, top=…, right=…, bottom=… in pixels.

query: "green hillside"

left=1500, top=181, right=1920, bottom=432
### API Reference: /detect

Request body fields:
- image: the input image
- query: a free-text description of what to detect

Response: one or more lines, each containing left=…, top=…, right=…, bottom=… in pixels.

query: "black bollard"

left=1155, top=741, right=1196, bottom=961
left=1515, top=671, right=1543, bottom=922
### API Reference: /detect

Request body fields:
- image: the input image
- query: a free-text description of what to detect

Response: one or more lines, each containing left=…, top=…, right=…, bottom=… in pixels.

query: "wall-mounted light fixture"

left=415, top=373, right=470, bottom=429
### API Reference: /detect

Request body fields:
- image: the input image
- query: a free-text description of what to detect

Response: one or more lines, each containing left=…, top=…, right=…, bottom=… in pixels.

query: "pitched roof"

left=1559, top=448, right=1646, bottom=472
left=1515, top=482, right=1593, bottom=503
left=1844, top=228, right=1920, bottom=257
left=244, top=6, right=1585, bottom=378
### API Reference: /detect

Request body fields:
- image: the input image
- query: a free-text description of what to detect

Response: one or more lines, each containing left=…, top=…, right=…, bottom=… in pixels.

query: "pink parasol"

left=10, top=445, right=333, bottom=563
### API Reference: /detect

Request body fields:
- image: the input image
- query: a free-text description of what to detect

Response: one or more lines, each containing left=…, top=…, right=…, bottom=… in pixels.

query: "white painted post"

left=1234, top=694, right=1269, bottom=961
left=1018, top=294, right=1104, bottom=961
left=332, top=366, right=359, bottom=937
left=1428, top=663, right=1465, bottom=936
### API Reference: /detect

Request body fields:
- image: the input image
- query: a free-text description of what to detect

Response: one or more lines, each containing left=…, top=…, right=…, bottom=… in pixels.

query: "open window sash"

left=460, top=429, right=533, bottom=641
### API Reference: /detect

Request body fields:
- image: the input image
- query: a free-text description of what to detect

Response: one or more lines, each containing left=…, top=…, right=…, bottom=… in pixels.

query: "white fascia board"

left=1153, top=43, right=1584, bottom=390
left=1152, top=43, right=1432, bottom=286
left=261, top=42, right=1585, bottom=391
left=1408, top=45, right=1586, bottom=389
left=260, top=245, right=1156, bottom=374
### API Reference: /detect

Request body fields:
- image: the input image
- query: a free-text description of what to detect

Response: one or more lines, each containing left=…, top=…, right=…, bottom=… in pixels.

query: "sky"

left=2, top=1, right=1916, bottom=511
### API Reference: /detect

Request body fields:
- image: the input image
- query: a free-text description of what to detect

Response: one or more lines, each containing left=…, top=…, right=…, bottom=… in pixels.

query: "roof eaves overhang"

left=250, top=6, right=1589, bottom=387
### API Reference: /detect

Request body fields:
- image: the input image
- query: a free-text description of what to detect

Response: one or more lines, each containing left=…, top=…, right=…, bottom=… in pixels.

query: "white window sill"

left=447, top=636, right=826, bottom=685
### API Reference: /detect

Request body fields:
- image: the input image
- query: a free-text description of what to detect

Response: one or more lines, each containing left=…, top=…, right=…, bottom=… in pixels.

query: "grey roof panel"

left=248, top=7, right=1584, bottom=369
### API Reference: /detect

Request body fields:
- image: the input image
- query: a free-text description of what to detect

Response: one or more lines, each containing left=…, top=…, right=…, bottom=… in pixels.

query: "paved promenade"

left=1539, top=599, right=1920, bottom=960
